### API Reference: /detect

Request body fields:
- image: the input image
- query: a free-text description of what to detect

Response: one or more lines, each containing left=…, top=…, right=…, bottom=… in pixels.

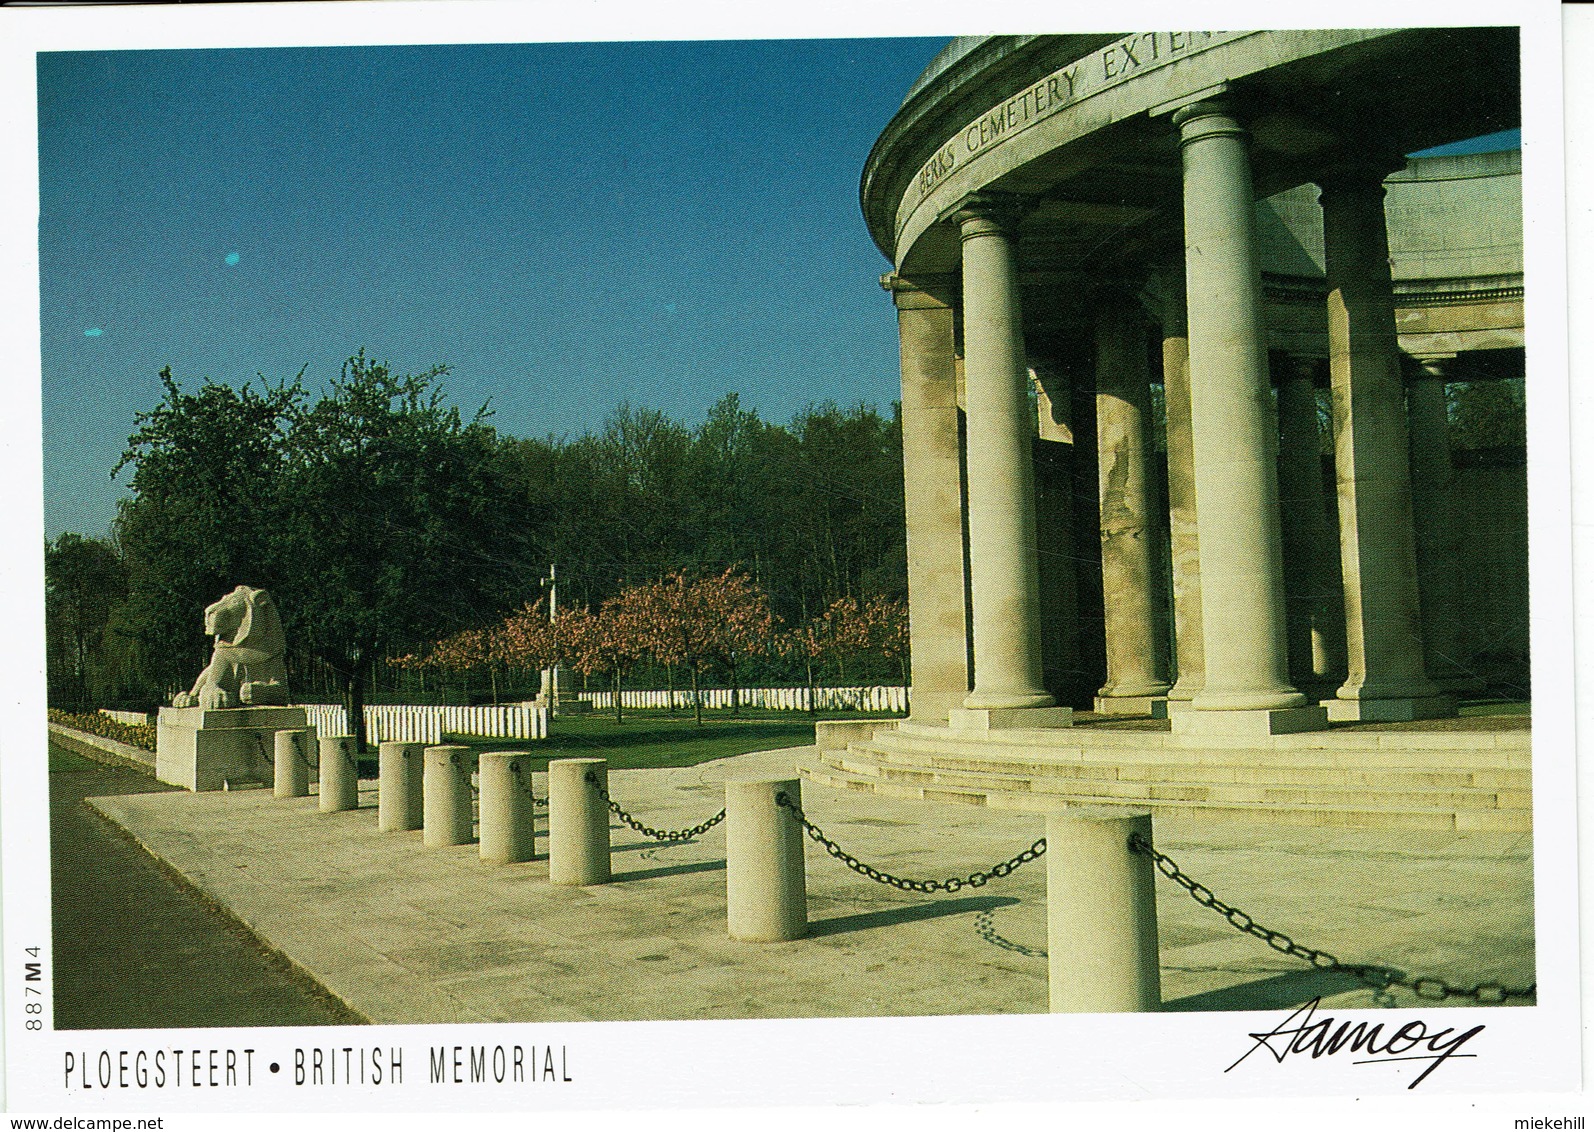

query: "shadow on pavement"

left=1161, top=968, right=1367, bottom=1012
left=808, top=895, right=1020, bottom=939
left=614, top=859, right=728, bottom=883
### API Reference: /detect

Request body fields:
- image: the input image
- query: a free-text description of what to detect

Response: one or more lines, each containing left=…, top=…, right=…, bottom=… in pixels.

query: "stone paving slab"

left=86, top=746, right=1534, bottom=1024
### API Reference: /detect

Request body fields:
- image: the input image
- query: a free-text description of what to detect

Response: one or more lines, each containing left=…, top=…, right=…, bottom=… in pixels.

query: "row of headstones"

left=267, top=727, right=1161, bottom=1012
left=578, top=685, right=908, bottom=712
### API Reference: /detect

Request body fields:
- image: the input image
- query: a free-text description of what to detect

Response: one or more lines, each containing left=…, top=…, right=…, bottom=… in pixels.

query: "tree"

left=384, top=651, right=430, bottom=697
left=112, top=366, right=302, bottom=699
left=636, top=568, right=775, bottom=724
left=419, top=627, right=491, bottom=702
left=108, top=363, right=908, bottom=716
left=794, top=594, right=909, bottom=704
left=498, top=597, right=564, bottom=713
left=592, top=404, right=694, bottom=579
left=864, top=595, right=911, bottom=690
left=684, top=394, right=784, bottom=578
left=556, top=589, right=650, bottom=724
left=497, top=599, right=559, bottom=678
left=756, top=402, right=906, bottom=623
left=636, top=573, right=709, bottom=726
left=275, top=352, right=528, bottom=749
left=805, top=596, right=869, bottom=684
left=779, top=622, right=823, bottom=717
left=44, top=533, right=128, bottom=708
left=511, top=404, right=697, bottom=609
left=696, top=569, right=776, bottom=716
left=491, top=394, right=908, bottom=629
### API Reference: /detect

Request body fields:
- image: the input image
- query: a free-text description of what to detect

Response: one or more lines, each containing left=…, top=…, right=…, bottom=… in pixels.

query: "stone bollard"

left=725, top=776, right=807, bottom=942
left=548, top=758, right=610, bottom=885
left=1046, top=807, right=1161, bottom=1012
left=273, top=728, right=313, bottom=798
left=318, top=735, right=359, bottom=813
left=479, top=751, right=536, bottom=864
left=423, top=745, right=475, bottom=847
left=378, top=741, right=425, bottom=832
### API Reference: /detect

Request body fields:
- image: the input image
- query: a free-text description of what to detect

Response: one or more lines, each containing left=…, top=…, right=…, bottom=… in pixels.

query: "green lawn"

left=435, top=707, right=900, bottom=771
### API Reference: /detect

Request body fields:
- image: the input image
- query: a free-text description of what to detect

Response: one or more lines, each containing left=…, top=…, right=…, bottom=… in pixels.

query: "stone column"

left=273, top=728, right=312, bottom=798
left=884, top=273, right=971, bottom=722
left=725, top=776, right=808, bottom=942
left=423, top=744, right=474, bottom=847
left=1031, top=359, right=1087, bottom=707
left=1046, top=808, right=1161, bottom=1012
left=1169, top=100, right=1322, bottom=736
left=948, top=194, right=1069, bottom=730
left=548, top=757, right=611, bottom=885
left=1276, top=356, right=1347, bottom=695
left=478, top=751, right=536, bottom=864
left=1319, top=166, right=1449, bottom=720
left=1070, top=377, right=1109, bottom=701
left=318, top=735, right=358, bottom=813
left=1407, top=355, right=1473, bottom=689
left=1156, top=273, right=1204, bottom=707
left=1094, top=298, right=1170, bottom=715
left=377, top=740, right=424, bottom=832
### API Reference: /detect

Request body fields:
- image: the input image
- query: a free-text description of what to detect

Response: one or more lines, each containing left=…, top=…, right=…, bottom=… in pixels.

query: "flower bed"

left=47, top=709, right=157, bottom=752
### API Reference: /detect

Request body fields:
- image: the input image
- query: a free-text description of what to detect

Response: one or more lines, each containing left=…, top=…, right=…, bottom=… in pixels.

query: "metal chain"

left=467, top=781, right=547, bottom=806
left=260, top=733, right=317, bottom=769
left=774, top=792, right=1045, bottom=893
left=584, top=770, right=725, bottom=842
left=250, top=733, right=271, bottom=773
left=422, top=752, right=545, bottom=806
left=507, top=761, right=548, bottom=806
left=1127, top=833, right=1535, bottom=1004
left=454, top=751, right=482, bottom=801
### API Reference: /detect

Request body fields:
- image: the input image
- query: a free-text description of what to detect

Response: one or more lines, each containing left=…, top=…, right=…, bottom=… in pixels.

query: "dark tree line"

left=45, top=358, right=907, bottom=724
left=508, top=391, right=906, bottom=622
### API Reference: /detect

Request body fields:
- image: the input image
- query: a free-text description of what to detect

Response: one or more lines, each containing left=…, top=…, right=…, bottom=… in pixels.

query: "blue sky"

left=37, top=38, right=943, bottom=539
left=35, top=38, right=1524, bottom=543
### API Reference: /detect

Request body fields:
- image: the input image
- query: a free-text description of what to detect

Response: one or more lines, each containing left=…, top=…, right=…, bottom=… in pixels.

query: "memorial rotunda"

left=801, top=28, right=1529, bottom=831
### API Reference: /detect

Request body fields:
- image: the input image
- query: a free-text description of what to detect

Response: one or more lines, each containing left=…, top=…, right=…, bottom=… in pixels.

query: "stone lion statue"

left=172, top=585, right=290, bottom=709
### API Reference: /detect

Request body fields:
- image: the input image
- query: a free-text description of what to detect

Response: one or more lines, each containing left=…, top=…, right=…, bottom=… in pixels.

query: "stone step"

left=817, top=749, right=1524, bottom=812
left=891, top=718, right=1530, bottom=751
left=843, top=739, right=1531, bottom=791
left=795, top=757, right=1531, bottom=833
left=861, top=728, right=1532, bottom=770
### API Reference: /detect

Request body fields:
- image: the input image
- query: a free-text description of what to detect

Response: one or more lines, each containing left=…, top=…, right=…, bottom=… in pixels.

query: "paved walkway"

left=85, top=746, right=1534, bottom=1025
left=49, top=745, right=359, bottom=1029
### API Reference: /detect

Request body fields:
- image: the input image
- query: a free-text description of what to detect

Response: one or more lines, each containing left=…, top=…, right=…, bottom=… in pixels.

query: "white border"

left=0, top=1, right=1578, bottom=1126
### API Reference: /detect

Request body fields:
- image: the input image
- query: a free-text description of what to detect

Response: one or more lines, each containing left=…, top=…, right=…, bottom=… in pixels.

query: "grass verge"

left=436, top=707, right=900, bottom=771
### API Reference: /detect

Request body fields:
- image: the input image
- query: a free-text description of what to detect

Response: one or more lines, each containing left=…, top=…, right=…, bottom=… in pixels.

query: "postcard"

left=0, top=1, right=1580, bottom=1129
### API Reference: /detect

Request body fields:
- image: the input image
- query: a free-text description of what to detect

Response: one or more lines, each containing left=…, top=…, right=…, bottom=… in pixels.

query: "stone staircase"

left=795, top=717, right=1532, bottom=832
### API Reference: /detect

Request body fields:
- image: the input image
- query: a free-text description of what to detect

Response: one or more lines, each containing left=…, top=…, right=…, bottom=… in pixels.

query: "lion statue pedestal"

left=155, top=585, right=310, bottom=792
left=157, top=704, right=310, bottom=791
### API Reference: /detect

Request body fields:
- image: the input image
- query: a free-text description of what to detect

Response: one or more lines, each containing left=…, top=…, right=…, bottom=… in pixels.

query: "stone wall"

left=47, top=722, right=156, bottom=770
